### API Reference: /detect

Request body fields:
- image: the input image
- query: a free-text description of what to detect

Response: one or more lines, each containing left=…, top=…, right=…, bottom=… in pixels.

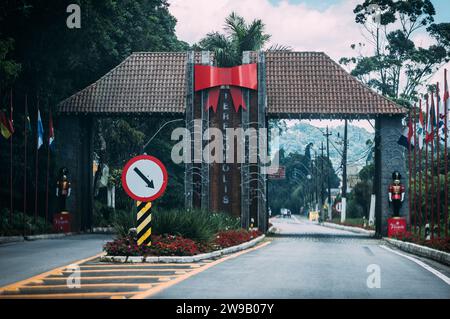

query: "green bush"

left=347, top=200, right=364, bottom=219
left=152, top=209, right=240, bottom=243
left=112, top=209, right=136, bottom=238
left=0, top=208, right=53, bottom=236
left=93, top=201, right=116, bottom=227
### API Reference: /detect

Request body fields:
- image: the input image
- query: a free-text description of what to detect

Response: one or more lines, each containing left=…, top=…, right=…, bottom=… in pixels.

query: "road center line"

left=379, top=245, right=450, bottom=285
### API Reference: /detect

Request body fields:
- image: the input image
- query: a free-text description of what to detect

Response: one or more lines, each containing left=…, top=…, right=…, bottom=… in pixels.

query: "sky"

left=167, top=0, right=450, bottom=133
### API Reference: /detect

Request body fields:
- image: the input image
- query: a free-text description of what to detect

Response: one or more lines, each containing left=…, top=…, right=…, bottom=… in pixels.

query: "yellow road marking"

left=131, top=241, right=271, bottom=299
left=80, top=263, right=202, bottom=268
left=12, top=283, right=153, bottom=290
left=60, top=269, right=187, bottom=274
left=29, top=275, right=176, bottom=281
left=0, top=291, right=141, bottom=299
left=0, top=252, right=105, bottom=293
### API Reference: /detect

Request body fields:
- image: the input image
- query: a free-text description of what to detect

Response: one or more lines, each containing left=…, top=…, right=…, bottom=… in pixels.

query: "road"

left=0, top=218, right=449, bottom=299
left=0, top=234, right=111, bottom=287
left=151, top=216, right=450, bottom=299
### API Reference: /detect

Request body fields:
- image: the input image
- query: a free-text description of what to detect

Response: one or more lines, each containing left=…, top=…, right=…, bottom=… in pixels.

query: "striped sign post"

left=136, top=201, right=152, bottom=246
left=122, top=155, right=168, bottom=246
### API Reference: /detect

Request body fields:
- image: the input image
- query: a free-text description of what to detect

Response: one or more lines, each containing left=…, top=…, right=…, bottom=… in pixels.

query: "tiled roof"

left=59, top=51, right=405, bottom=116
left=264, top=51, right=406, bottom=117
left=58, top=52, right=210, bottom=114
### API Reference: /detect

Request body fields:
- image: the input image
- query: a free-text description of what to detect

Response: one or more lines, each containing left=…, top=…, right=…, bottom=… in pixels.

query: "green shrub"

left=0, top=208, right=53, bottom=236
left=347, top=200, right=364, bottom=219
left=112, top=209, right=136, bottom=238
left=152, top=209, right=240, bottom=243
left=93, top=201, right=116, bottom=227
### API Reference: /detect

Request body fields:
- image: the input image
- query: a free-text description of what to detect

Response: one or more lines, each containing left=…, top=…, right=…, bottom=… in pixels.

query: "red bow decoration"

left=194, top=64, right=257, bottom=112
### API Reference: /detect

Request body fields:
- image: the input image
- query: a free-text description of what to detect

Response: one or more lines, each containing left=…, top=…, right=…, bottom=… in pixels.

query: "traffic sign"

left=121, top=155, right=168, bottom=202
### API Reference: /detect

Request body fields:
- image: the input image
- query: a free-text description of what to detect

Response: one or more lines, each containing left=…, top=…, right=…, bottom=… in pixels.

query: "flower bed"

left=392, top=231, right=450, bottom=253
left=104, top=229, right=263, bottom=257
left=213, top=229, right=262, bottom=249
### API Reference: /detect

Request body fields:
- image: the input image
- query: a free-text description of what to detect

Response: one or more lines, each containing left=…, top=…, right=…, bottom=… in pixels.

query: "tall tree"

left=197, top=12, right=272, bottom=67
left=340, top=0, right=450, bottom=105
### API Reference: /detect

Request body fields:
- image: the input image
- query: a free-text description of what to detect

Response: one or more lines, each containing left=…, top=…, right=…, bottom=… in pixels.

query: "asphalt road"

left=152, top=216, right=450, bottom=299
left=0, top=234, right=112, bottom=287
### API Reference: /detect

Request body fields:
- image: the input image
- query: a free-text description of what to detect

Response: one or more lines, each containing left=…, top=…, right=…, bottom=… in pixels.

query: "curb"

left=0, top=236, right=25, bottom=245
left=101, top=234, right=266, bottom=263
left=91, top=227, right=115, bottom=234
left=24, top=233, right=75, bottom=241
left=322, top=222, right=375, bottom=236
left=383, top=237, right=450, bottom=266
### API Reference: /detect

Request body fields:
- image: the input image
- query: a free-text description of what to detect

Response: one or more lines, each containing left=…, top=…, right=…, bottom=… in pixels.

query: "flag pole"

left=413, top=104, right=417, bottom=234
left=444, top=69, right=448, bottom=239
left=24, top=94, right=28, bottom=235
left=430, top=93, right=435, bottom=240
left=34, top=97, right=39, bottom=223
left=45, top=107, right=51, bottom=223
left=418, top=100, right=423, bottom=236
left=408, top=110, right=413, bottom=232
left=436, top=83, right=441, bottom=239
left=425, top=95, right=429, bottom=235
left=10, top=88, right=14, bottom=222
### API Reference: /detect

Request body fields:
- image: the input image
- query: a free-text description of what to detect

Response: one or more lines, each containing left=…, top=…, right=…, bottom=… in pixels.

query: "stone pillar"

left=257, top=51, right=268, bottom=232
left=241, top=52, right=251, bottom=229
left=375, top=115, right=409, bottom=236
left=200, top=51, right=211, bottom=211
left=184, top=51, right=194, bottom=209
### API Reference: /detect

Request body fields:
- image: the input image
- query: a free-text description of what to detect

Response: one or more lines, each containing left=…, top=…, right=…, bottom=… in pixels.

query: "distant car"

left=280, top=208, right=292, bottom=218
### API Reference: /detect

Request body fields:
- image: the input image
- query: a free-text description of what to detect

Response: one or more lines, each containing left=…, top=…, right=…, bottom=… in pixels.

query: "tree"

left=0, top=0, right=188, bottom=218
left=340, top=0, right=450, bottom=105
left=197, top=12, right=284, bottom=67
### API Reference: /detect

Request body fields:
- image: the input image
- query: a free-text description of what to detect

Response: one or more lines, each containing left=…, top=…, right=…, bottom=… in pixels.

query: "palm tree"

left=197, top=12, right=287, bottom=67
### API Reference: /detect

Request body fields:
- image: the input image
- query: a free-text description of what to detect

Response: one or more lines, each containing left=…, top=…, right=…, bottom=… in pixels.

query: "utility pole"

left=313, top=151, right=318, bottom=211
left=324, top=126, right=332, bottom=220
left=341, top=119, right=348, bottom=223
left=319, top=142, right=326, bottom=220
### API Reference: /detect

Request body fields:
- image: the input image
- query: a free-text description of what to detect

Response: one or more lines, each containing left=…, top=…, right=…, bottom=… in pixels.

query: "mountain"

left=277, top=122, right=374, bottom=172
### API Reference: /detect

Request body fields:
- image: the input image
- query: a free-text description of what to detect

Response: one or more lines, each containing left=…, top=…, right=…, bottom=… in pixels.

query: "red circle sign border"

left=121, top=155, right=168, bottom=202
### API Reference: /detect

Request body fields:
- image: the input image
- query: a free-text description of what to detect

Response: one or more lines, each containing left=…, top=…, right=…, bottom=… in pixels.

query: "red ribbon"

left=194, top=64, right=257, bottom=112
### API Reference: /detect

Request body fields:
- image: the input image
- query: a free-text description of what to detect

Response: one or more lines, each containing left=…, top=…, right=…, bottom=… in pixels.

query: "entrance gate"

left=57, top=51, right=407, bottom=236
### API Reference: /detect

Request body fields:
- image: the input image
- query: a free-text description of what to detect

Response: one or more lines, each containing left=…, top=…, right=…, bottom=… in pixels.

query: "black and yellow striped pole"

left=136, top=200, right=152, bottom=246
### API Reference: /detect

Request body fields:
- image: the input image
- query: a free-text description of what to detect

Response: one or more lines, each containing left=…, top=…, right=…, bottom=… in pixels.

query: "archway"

left=57, top=50, right=407, bottom=236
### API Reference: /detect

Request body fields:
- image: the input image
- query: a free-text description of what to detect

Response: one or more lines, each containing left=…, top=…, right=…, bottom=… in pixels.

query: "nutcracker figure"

left=56, top=167, right=71, bottom=212
left=388, top=171, right=405, bottom=217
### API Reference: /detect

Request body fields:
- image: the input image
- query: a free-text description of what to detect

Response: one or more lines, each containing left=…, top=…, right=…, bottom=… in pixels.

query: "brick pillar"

left=375, top=115, right=409, bottom=236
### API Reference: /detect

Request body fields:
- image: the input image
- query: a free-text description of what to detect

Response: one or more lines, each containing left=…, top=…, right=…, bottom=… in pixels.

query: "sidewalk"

left=0, top=234, right=112, bottom=287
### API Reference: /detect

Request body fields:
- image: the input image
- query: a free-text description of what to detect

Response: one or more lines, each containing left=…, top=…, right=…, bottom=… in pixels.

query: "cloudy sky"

left=167, top=0, right=450, bottom=132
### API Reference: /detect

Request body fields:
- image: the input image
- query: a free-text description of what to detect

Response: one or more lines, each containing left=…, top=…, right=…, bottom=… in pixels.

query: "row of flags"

left=398, top=69, right=449, bottom=150
left=0, top=108, right=55, bottom=150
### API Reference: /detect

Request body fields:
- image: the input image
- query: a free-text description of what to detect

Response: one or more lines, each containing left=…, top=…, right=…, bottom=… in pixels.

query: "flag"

left=48, top=110, right=54, bottom=150
left=37, top=110, right=44, bottom=149
left=426, top=94, right=437, bottom=143
left=25, top=106, right=31, bottom=133
left=398, top=117, right=414, bottom=149
left=417, top=110, right=425, bottom=150
left=437, top=84, right=445, bottom=135
left=445, top=69, right=449, bottom=131
left=0, top=110, right=14, bottom=139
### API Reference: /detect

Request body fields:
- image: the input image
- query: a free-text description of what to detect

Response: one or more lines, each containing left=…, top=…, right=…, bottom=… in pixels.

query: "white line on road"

left=379, top=245, right=450, bottom=286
